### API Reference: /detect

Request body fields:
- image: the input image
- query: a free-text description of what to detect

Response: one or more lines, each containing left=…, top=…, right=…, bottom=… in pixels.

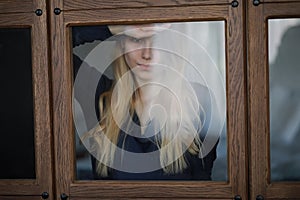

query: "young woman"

left=73, top=24, right=221, bottom=180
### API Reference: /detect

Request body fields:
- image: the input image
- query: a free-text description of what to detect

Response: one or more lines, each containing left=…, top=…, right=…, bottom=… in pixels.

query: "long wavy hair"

left=88, top=33, right=203, bottom=177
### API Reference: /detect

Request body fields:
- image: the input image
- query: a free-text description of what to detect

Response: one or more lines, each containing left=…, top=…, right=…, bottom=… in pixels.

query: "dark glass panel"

left=0, top=28, right=35, bottom=179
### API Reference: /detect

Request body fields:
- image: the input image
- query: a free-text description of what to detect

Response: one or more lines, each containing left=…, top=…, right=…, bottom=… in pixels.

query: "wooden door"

left=0, top=0, right=53, bottom=199
left=248, top=0, right=300, bottom=199
left=50, top=0, right=248, bottom=199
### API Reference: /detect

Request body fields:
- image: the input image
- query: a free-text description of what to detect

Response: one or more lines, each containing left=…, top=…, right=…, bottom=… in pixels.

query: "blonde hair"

left=88, top=37, right=203, bottom=177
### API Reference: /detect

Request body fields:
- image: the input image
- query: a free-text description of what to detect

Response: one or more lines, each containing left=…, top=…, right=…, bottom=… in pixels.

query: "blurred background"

left=269, top=18, right=300, bottom=181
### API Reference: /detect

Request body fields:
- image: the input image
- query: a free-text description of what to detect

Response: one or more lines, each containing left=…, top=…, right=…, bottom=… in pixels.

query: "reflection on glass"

left=0, top=29, right=35, bottom=179
left=72, top=22, right=227, bottom=180
left=269, top=18, right=300, bottom=181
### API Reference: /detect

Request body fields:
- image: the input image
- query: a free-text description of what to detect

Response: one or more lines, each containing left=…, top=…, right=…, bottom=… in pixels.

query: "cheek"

left=152, top=50, right=161, bottom=63
left=124, top=51, right=139, bottom=69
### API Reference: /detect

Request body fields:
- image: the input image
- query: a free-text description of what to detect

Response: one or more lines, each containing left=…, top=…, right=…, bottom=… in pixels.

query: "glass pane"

left=72, top=22, right=227, bottom=181
left=269, top=18, right=300, bottom=181
left=0, top=28, right=35, bottom=179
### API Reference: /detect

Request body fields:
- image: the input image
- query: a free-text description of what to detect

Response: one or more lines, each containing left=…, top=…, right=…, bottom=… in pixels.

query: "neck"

left=134, top=83, right=161, bottom=126
left=139, top=84, right=161, bottom=104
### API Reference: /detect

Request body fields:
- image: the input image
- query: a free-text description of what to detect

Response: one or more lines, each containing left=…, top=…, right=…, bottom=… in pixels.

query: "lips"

left=137, top=63, right=151, bottom=70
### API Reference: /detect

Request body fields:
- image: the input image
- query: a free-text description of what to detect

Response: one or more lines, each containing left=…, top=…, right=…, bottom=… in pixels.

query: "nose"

left=141, top=40, right=152, bottom=60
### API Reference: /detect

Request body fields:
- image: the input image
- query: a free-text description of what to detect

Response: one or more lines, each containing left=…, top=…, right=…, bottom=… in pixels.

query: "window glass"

left=72, top=22, right=227, bottom=181
left=269, top=18, right=300, bottom=181
left=0, top=28, right=35, bottom=179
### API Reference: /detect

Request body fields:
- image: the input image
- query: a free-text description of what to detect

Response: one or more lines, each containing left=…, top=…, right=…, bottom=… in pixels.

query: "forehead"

left=123, top=34, right=156, bottom=41
left=122, top=25, right=164, bottom=39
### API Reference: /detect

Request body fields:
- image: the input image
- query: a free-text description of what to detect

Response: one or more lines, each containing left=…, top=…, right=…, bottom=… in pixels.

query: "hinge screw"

left=54, top=8, right=61, bottom=15
left=41, top=191, right=49, bottom=199
left=253, top=0, right=260, bottom=6
left=234, top=195, right=242, bottom=200
left=256, top=195, right=264, bottom=200
left=60, top=193, right=68, bottom=200
left=231, top=0, right=239, bottom=8
left=35, top=9, right=43, bottom=16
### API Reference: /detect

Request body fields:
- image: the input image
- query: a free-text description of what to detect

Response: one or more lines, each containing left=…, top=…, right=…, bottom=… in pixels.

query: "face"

left=122, top=34, right=161, bottom=82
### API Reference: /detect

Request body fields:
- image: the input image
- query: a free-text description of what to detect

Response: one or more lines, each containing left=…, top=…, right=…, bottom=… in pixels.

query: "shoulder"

left=189, top=82, right=222, bottom=141
left=74, top=59, right=113, bottom=98
left=189, top=82, right=215, bottom=113
left=97, top=73, right=113, bottom=95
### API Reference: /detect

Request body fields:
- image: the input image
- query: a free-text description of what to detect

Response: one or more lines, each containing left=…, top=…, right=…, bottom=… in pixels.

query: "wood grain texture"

left=248, top=1, right=300, bottom=200
left=50, top=0, right=73, bottom=199
left=267, top=183, right=300, bottom=198
left=52, top=1, right=247, bottom=199
left=264, top=3, right=300, bottom=198
left=70, top=181, right=231, bottom=198
left=0, top=13, right=32, bottom=26
left=32, top=0, right=54, bottom=199
left=264, top=2, right=300, bottom=17
left=0, top=181, right=39, bottom=196
left=0, top=0, right=53, bottom=198
left=227, top=1, right=248, bottom=200
left=263, top=0, right=300, bottom=2
left=64, top=5, right=228, bottom=25
left=0, top=0, right=33, bottom=14
left=0, top=196, right=41, bottom=200
left=71, top=198, right=231, bottom=200
left=247, top=1, right=268, bottom=200
left=63, top=0, right=229, bottom=11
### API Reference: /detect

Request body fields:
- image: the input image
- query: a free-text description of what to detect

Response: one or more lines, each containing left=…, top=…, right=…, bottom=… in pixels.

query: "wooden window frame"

left=1, top=0, right=300, bottom=199
left=50, top=0, right=247, bottom=199
left=248, top=1, right=300, bottom=199
left=0, top=0, right=53, bottom=198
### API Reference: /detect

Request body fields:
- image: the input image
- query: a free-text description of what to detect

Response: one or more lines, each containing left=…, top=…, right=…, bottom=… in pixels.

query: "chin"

left=136, top=74, right=155, bottom=82
left=133, top=68, right=162, bottom=82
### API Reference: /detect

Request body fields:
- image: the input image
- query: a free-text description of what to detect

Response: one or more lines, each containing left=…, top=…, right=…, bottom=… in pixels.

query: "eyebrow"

left=125, top=35, right=155, bottom=41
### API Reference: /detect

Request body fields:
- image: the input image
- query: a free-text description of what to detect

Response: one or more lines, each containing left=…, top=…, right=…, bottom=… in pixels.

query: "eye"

left=129, top=36, right=142, bottom=43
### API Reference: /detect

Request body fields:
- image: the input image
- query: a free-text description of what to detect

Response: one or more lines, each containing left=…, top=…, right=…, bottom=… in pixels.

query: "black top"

left=73, top=26, right=219, bottom=180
